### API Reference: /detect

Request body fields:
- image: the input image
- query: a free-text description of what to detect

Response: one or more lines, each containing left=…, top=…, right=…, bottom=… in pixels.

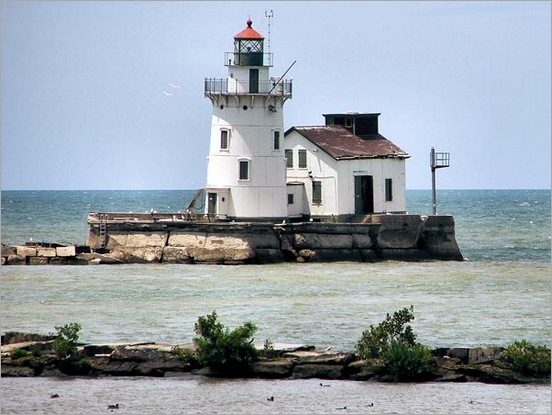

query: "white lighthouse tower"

left=204, top=19, right=293, bottom=221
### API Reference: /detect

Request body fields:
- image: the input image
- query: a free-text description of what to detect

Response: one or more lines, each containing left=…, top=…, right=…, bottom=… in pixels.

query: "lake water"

left=1, top=189, right=550, bottom=413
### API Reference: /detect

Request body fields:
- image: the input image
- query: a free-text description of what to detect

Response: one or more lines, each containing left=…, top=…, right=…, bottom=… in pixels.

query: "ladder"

left=99, top=215, right=107, bottom=249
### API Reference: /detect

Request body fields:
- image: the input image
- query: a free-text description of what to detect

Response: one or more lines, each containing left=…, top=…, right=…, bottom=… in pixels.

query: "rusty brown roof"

left=285, top=125, right=410, bottom=160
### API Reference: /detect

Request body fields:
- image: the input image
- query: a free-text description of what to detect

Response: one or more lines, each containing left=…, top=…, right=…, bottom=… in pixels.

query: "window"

left=298, top=149, right=307, bottom=168
left=220, top=130, right=229, bottom=150
left=285, top=149, right=293, bottom=168
left=312, top=181, right=322, bottom=204
left=239, top=160, right=250, bottom=180
left=273, top=131, right=280, bottom=150
left=288, top=194, right=294, bottom=205
left=385, top=178, right=393, bottom=202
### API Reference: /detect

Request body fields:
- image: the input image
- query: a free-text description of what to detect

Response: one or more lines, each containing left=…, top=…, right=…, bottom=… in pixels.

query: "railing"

left=204, top=78, right=293, bottom=97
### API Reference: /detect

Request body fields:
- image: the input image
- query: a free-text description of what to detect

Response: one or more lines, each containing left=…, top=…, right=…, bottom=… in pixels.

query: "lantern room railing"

left=204, top=78, right=293, bottom=97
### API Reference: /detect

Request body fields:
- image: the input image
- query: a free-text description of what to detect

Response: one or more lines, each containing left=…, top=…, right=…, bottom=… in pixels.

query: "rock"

left=36, top=247, right=56, bottom=257
left=1, top=332, right=56, bottom=345
left=56, top=246, right=77, bottom=257
left=111, top=345, right=165, bottom=362
left=7, top=254, right=27, bottom=265
left=291, top=363, right=344, bottom=380
left=49, top=257, right=69, bottom=265
left=455, top=364, right=526, bottom=384
left=82, top=344, right=116, bottom=357
left=433, top=373, right=468, bottom=382
left=467, top=347, right=504, bottom=364
left=89, top=359, right=137, bottom=376
left=15, top=246, right=36, bottom=257
left=296, top=352, right=356, bottom=366
left=1, top=366, right=37, bottom=377
left=345, top=360, right=386, bottom=381
left=29, top=257, right=49, bottom=265
left=76, top=253, right=124, bottom=265
left=1, top=245, right=17, bottom=256
left=133, top=357, right=192, bottom=376
left=248, top=358, right=295, bottom=378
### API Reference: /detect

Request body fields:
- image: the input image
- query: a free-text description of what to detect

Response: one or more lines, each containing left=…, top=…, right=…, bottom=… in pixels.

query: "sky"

left=1, top=1, right=550, bottom=190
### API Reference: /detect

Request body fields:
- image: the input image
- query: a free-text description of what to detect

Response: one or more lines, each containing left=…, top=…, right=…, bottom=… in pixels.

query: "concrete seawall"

left=83, top=213, right=463, bottom=264
left=2, top=214, right=463, bottom=265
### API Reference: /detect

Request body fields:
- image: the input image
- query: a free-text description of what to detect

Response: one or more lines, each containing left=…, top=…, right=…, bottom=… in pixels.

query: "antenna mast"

left=265, top=10, right=273, bottom=57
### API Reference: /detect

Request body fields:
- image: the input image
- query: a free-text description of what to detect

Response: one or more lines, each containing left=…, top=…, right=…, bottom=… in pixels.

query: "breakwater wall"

left=2, top=333, right=549, bottom=384
left=1, top=214, right=463, bottom=265
left=84, top=213, right=462, bottom=264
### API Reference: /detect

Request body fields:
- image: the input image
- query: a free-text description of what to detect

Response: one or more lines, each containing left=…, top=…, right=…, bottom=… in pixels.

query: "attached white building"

left=284, top=113, right=410, bottom=219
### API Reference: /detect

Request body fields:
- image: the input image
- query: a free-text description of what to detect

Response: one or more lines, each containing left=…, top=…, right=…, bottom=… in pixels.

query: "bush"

left=355, top=306, right=433, bottom=382
left=259, top=339, right=278, bottom=359
left=385, top=340, right=433, bottom=381
left=58, top=358, right=91, bottom=376
left=504, top=340, right=551, bottom=376
left=356, top=305, right=417, bottom=360
left=171, top=345, right=196, bottom=361
left=10, top=348, right=31, bottom=360
left=193, top=311, right=258, bottom=373
left=52, top=323, right=81, bottom=360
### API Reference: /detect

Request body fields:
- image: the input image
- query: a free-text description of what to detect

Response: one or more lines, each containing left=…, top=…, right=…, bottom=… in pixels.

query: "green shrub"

left=385, top=340, right=433, bottom=381
left=193, top=311, right=258, bottom=372
left=259, top=339, right=278, bottom=359
left=171, top=345, right=196, bottom=361
left=504, top=340, right=551, bottom=375
left=58, top=357, right=91, bottom=375
left=10, top=348, right=31, bottom=360
left=52, top=323, right=81, bottom=360
left=355, top=306, right=434, bottom=382
left=355, top=305, right=417, bottom=360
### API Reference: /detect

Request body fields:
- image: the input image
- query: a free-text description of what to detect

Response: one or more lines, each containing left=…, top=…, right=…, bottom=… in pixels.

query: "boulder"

left=36, top=247, right=56, bottom=257
left=49, top=257, right=68, bottom=265
left=15, top=246, right=36, bottom=257
left=1, top=245, right=17, bottom=256
left=248, top=358, right=295, bottom=378
left=345, top=359, right=386, bottom=381
left=29, top=257, right=49, bottom=265
left=291, top=363, right=344, bottom=380
left=295, top=352, right=356, bottom=366
left=7, top=255, right=27, bottom=265
left=56, top=246, right=77, bottom=257
left=82, top=344, right=116, bottom=357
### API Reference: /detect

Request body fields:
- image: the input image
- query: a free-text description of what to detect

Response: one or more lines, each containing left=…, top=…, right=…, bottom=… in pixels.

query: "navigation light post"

left=430, top=147, right=450, bottom=215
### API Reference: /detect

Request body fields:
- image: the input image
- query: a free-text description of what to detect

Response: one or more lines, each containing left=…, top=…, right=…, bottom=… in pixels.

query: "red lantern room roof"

left=234, top=19, right=264, bottom=40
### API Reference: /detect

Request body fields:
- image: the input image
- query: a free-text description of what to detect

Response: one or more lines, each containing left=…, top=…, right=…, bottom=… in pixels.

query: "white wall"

left=285, top=131, right=407, bottom=216
left=205, top=63, right=289, bottom=219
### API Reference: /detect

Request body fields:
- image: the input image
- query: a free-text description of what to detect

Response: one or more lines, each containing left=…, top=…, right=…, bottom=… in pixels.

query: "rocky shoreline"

left=1, top=332, right=549, bottom=384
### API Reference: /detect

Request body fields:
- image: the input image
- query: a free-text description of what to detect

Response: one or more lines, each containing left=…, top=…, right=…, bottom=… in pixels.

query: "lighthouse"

left=203, top=19, right=293, bottom=221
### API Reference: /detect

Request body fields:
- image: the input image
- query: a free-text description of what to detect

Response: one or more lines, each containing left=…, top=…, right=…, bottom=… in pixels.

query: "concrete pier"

left=82, top=212, right=463, bottom=264
left=1, top=214, right=463, bottom=265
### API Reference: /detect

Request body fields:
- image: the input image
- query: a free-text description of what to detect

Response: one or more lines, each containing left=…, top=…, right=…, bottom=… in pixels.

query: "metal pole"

left=431, top=147, right=437, bottom=215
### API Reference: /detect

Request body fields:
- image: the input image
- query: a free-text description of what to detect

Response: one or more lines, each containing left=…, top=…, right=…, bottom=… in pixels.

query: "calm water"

left=1, top=189, right=550, bottom=414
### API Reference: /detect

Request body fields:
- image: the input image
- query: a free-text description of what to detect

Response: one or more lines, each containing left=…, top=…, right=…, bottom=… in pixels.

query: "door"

left=207, top=192, right=217, bottom=216
left=249, top=69, right=259, bottom=93
left=354, top=175, right=374, bottom=214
